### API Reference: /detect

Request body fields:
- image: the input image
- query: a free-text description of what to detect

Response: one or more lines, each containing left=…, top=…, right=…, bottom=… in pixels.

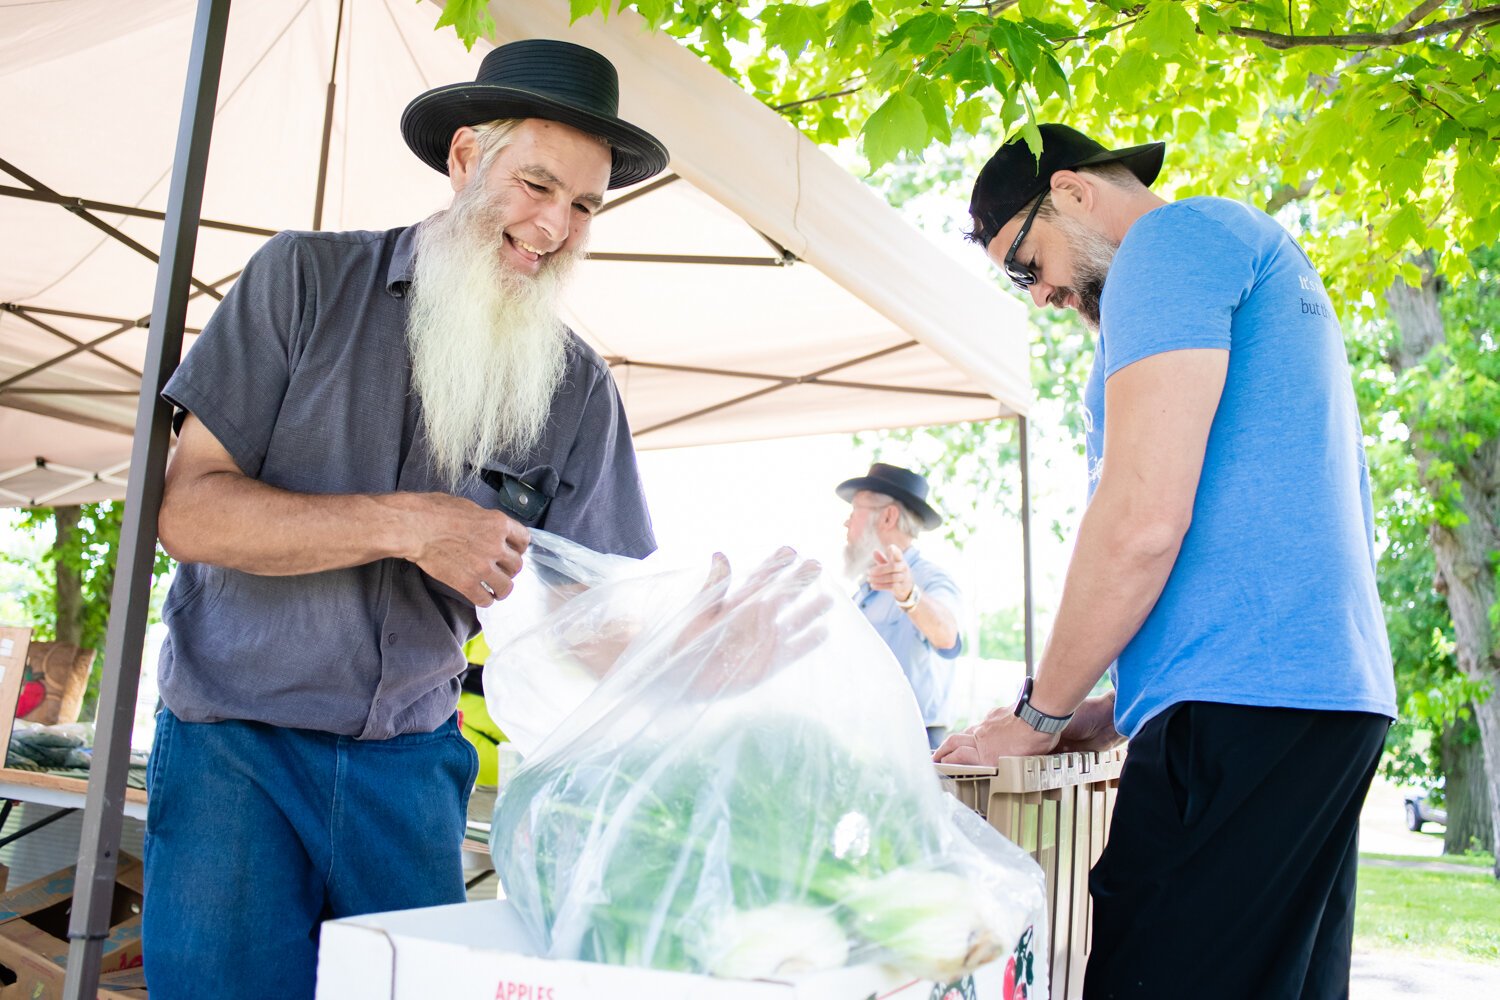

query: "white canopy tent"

left=0, top=0, right=1031, bottom=508
left=0, top=2, right=1038, bottom=995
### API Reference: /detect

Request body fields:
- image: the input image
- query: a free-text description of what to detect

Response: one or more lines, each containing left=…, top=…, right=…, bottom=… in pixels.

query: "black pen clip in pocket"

left=478, top=467, right=553, bottom=526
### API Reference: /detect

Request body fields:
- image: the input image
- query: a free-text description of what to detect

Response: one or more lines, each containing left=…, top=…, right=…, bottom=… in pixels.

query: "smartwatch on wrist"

left=1013, top=676, right=1073, bottom=735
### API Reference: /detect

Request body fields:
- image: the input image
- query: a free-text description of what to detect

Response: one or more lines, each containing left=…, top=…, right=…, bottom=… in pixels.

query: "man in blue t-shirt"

left=837, top=463, right=964, bottom=750
left=935, top=124, right=1395, bottom=999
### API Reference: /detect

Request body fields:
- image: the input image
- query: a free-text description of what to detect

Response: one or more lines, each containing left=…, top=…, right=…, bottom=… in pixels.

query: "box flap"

left=317, top=900, right=999, bottom=1000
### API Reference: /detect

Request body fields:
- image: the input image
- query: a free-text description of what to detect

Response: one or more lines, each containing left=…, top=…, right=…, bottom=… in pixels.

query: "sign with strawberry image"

left=926, top=975, right=976, bottom=1000
left=1002, top=926, right=1037, bottom=1000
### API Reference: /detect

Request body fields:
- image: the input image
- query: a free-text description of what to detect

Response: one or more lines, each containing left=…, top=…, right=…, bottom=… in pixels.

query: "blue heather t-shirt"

left=1084, top=197, right=1396, bottom=739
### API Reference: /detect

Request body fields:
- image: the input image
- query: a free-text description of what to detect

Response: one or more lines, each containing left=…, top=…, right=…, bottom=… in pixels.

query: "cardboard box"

left=938, top=750, right=1125, bottom=1000
left=0, top=627, right=32, bottom=747
left=0, top=854, right=145, bottom=999
left=96, top=965, right=149, bottom=997
left=317, top=899, right=1024, bottom=1000
left=1, top=967, right=151, bottom=1000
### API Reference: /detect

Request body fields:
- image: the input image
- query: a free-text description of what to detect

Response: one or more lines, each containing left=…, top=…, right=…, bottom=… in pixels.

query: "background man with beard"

left=838, top=463, right=963, bottom=750
left=936, top=124, right=1395, bottom=999
left=142, top=41, right=669, bottom=1000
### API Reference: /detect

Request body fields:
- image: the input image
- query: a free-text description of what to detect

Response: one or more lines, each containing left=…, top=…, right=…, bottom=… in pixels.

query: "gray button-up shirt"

left=159, top=225, right=655, bottom=739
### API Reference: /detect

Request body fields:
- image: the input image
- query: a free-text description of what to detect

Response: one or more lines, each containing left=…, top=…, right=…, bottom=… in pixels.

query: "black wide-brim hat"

left=836, top=463, right=942, bottom=531
left=969, top=123, right=1164, bottom=247
left=401, top=38, right=669, bottom=189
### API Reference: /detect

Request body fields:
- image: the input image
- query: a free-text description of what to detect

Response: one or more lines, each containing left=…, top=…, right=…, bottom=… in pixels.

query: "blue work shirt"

left=856, top=548, right=964, bottom=726
left=1084, top=197, right=1396, bottom=739
left=158, top=224, right=656, bottom=740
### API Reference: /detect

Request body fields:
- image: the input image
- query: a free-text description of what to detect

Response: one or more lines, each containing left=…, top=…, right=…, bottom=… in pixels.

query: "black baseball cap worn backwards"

left=968, top=124, right=1164, bottom=249
left=401, top=38, right=669, bottom=189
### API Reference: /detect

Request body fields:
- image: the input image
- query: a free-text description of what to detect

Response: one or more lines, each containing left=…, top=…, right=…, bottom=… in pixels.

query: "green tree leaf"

left=894, top=11, right=958, bottom=56
left=829, top=1, right=875, bottom=56
left=861, top=90, right=927, bottom=169
left=764, top=3, right=825, bottom=59
left=912, top=77, right=953, bottom=145
left=952, top=96, right=989, bottom=137
left=936, top=44, right=1003, bottom=92
left=434, top=0, right=495, bottom=50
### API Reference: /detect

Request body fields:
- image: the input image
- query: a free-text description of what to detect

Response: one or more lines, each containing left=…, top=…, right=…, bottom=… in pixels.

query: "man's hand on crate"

left=933, top=693, right=1122, bottom=763
left=932, top=710, right=1060, bottom=763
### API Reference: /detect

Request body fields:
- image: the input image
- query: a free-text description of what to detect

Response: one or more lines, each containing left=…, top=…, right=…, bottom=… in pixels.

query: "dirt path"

left=1358, top=856, right=1492, bottom=875
left=1352, top=952, right=1500, bottom=998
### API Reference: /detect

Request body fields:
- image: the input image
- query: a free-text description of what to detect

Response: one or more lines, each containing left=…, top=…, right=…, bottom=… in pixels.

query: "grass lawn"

left=1362, top=851, right=1497, bottom=870
left=1356, top=856, right=1500, bottom=962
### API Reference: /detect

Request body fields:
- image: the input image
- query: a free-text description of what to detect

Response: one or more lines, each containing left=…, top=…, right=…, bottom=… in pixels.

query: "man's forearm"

left=1028, top=485, right=1186, bottom=718
left=904, top=593, right=959, bottom=651
left=159, top=469, right=417, bottom=575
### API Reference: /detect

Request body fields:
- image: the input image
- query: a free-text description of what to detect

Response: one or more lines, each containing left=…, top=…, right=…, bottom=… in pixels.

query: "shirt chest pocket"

left=466, top=462, right=562, bottom=527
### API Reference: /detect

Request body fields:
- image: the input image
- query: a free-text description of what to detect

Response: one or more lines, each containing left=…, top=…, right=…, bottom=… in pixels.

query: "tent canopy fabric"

left=0, top=0, right=1031, bottom=508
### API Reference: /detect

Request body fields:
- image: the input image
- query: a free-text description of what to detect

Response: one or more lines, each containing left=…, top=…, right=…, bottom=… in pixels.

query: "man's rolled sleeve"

left=162, top=232, right=306, bottom=477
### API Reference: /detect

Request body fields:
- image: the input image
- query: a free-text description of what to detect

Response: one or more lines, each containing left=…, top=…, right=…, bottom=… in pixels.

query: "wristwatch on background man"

left=1013, top=676, right=1074, bottom=735
left=895, top=582, right=923, bottom=611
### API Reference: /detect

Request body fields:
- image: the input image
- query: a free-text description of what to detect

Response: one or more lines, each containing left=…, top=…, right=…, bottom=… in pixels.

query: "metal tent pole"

left=1018, top=414, right=1034, bottom=676
left=61, top=1, right=232, bottom=997
left=311, top=0, right=346, bottom=231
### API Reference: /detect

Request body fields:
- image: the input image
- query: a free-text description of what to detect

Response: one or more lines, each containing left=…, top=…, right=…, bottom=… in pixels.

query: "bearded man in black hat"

left=936, top=124, right=1396, bottom=999
left=143, top=41, right=667, bottom=1000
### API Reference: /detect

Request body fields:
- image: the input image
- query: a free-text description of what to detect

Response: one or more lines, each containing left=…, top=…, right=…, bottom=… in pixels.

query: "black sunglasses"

left=1002, top=192, right=1046, bottom=288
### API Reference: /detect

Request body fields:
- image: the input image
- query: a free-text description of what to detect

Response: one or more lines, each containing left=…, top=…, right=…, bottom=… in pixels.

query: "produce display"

left=5, top=720, right=150, bottom=788
left=482, top=532, right=1047, bottom=989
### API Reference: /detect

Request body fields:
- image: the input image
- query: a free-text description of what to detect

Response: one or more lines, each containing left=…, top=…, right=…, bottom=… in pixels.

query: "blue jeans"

left=142, top=709, right=478, bottom=1000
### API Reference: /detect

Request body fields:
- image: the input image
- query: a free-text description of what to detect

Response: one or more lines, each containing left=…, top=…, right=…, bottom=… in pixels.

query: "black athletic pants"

left=1084, top=701, right=1389, bottom=1000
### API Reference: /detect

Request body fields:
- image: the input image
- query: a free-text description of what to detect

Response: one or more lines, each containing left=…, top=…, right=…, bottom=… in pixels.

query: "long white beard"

left=406, top=182, right=583, bottom=490
left=843, top=519, right=882, bottom=581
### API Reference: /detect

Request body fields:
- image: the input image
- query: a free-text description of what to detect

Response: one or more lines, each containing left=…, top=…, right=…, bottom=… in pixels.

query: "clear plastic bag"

left=480, top=531, right=1048, bottom=988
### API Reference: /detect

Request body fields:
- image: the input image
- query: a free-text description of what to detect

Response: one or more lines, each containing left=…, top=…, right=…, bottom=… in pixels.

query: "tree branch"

left=772, top=81, right=865, bottom=112
left=1230, top=4, right=1500, bottom=50
left=1404, top=82, right=1460, bottom=122
left=1343, top=0, right=1448, bottom=70
left=1393, top=0, right=1452, bottom=33
left=1264, top=177, right=1317, bottom=214
left=1456, top=0, right=1482, bottom=47
left=1051, top=14, right=1145, bottom=45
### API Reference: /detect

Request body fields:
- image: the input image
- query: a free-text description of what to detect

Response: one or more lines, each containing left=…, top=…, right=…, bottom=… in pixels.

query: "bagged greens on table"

left=480, top=532, right=1047, bottom=988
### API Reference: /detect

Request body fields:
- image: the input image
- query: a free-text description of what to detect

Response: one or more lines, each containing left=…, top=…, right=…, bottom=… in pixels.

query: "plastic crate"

left=938, top=749, right=1126, bottom=1000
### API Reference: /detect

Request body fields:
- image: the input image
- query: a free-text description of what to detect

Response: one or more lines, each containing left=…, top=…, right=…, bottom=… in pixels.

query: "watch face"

left=1014, top=675, right=1034, bottom=712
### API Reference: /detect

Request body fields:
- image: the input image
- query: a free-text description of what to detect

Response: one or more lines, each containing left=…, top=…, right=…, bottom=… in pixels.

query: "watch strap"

left=895, top=581, right=922, bottom=611
left=1014, top=677, right=1073, bottom=735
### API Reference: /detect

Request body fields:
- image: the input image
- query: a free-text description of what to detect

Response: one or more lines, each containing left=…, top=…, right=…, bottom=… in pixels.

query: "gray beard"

left=1048, top=214, right=1118, bottom=331
left=406, top=183, right=583, bottom=491
left=843, top=520, right=882, bottom=581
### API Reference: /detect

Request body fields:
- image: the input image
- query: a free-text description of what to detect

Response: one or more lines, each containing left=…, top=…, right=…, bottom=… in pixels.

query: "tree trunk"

left=52, top=505, right=83, bottom=647
left=1440, top=719, right=1495, bottom=855
left=1386, top=264, right=1500, bottom=879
